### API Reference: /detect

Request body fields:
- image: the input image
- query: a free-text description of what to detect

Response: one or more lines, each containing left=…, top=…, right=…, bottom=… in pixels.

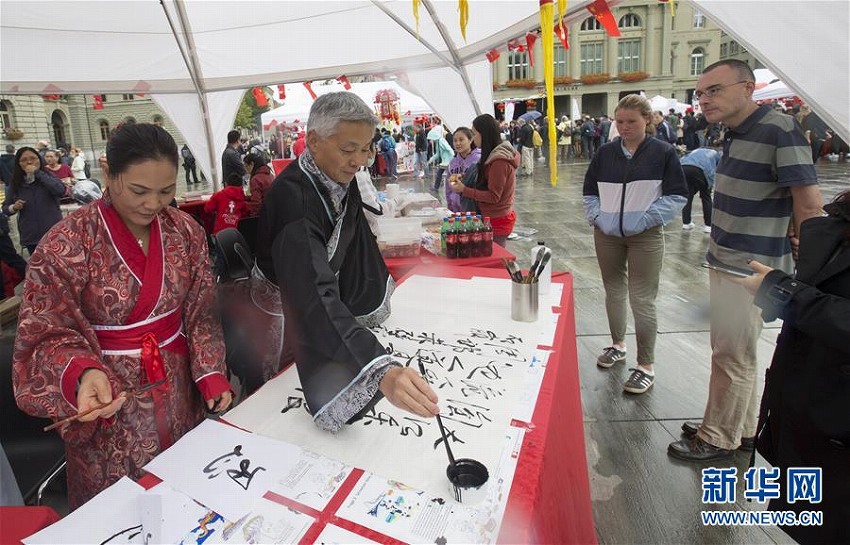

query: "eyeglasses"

left=694, top=80, right=752, bottom=100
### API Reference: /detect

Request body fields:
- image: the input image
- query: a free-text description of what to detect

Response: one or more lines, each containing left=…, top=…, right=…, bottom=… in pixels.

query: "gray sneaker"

left=596, top=346, right=626, bottom=368
left=623, top=368, right=655, bottom=394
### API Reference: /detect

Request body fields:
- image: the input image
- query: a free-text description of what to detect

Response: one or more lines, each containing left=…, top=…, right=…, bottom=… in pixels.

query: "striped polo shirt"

left=707, top=105, right=817, bottom=274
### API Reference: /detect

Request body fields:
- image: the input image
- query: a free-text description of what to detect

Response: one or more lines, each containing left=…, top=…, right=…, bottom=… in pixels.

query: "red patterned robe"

left=13, top=200, right=230, bottom=509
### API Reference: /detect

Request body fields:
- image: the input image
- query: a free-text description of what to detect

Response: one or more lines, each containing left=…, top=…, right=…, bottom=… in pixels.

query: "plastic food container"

left=376, top=217, right=422, bottom=258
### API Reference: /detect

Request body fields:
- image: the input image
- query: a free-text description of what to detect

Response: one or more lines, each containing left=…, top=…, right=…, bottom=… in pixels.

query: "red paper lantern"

left=497, top=103, right=506, bottom=111
left=526, top=99, right=537, bottom=107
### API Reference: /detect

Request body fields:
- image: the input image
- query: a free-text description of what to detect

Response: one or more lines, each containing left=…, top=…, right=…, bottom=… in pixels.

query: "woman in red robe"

left=13, top=123, right=233, bottom=509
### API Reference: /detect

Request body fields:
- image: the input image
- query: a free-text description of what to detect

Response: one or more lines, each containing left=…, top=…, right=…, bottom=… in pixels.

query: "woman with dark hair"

left=448, top=114, right=519, bottom=246
left=445, top=126, right=480, bottom=213
left=243, top=151, right=275, bottom=216
left=12, top=123, right=232, bottom=509
left=3, top=146, right=68, bottom=254
left=43, top=149, right=74, bottom=185
left=732, top=190, right=850, bottom=543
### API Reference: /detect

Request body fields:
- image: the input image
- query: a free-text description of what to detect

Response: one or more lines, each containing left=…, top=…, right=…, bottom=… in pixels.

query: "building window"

left=693, top=10, right=706, bottom=28
left=507, top=51, right=530, bottom=80
left=122, top=94, right=134, bottom=101
left=0, top=100, right=13, bottom=129
left=720, top=43, right=728, bottom=58
left=124, top=116, right=137, bottom=125
left=618, top=14, right=641, bottom=29
left=152, top=115, right=164, bottom=127
left=554, top=44, right=569, bottom=77
left=580, top=42, right=604, bottom=75
left=99, top=120, right=110, bottom=140
left=690, top=47, right=705, bottom=76
left=617, top=39, right=641, bottom=73
left=580, top=17, right=602, bottom=31
left=729, top=41, right=739, bottom=55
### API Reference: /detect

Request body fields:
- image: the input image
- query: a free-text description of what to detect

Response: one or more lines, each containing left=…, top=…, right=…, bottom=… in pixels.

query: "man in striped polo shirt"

left=668, top=60, right=823, bottom=462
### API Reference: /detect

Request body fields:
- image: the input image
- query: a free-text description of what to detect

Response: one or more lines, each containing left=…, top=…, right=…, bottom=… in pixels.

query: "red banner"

left=252, top=87, right=268, bottom=107
left=554, top=18, right=569, bottom=49
left=485, top=49, right=500, bottom=63
left=93, top=95, right=104, bottom=110
left=336, top=75, right=352, bottom=90
left=525, top=32, right=538, bottom=66
left=277, top=84, right=286, bottom=100
left=587, top=0, right=620, bottom=37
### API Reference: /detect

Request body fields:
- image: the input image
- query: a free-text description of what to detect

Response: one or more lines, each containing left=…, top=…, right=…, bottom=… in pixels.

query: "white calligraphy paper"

left=335, top=427, right=525, bottom=544
left=267, top=448, right=353, bottom=511
left=313, top=523, right=377, bottom=544
left=225, top=275, right=547, bottom=503
left=144, top=419, right=300, bottom=521
left=23, top=477, right=145, bottom=544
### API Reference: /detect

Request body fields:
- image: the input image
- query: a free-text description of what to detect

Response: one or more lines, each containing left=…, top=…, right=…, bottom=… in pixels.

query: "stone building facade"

left=491, top=0, right=728, bottom=117
left=0, top=94, right=182, bottom=165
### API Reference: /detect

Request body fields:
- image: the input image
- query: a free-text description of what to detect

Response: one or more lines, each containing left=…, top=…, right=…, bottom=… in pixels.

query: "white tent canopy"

left=2, top=1, right=847, bottom=185
left=3, top=0, right=597, bottom=186
left=260, top=80, right=434, bottom=132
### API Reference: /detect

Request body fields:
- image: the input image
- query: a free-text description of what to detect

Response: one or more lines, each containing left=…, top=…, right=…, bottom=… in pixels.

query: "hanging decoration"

left=526, top=99, right=537, bottom=108
left=497, top=102, right=506, bottom=112
left=525, top=32, right=538, bottom=66
left=458, top=0, right=469, bottom=42
left=336, top=75, right=352, bottom=90
left=252, top=87, right=268, bottom=107
left=412, top=0, right=421, bottom=36
left=303, top=81, right=317, bottom=100
left=554, top=17, right=569, bottom=49
left=539, top=0, right=558, bottom=187
left=93, top=94, right=104, bottom=110
left=277, top=84, right=286, bottom=100
left=374, top=88, right=401, bottom=125
left=587, top=0, right=620, bottom=37
left=659, top=0, right=675, bottom=17
left=486, top=49, right=500, bottom=63
left=507, top=38, right=525, bottom=52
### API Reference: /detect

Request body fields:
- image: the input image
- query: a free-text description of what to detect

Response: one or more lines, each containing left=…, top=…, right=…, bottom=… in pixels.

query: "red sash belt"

left=93, top=308, right=188, bottom=384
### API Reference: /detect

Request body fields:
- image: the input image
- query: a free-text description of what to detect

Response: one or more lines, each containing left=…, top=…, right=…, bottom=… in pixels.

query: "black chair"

left=215, top=227, right=254, bottom=282
left=0, top=337, right=66, bottom=505
left=237, top=216, right=259, bottom=257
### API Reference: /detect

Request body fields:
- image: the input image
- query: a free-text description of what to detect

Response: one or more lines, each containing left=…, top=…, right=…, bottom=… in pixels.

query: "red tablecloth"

left=271, top=158, right=294, bottom=175
left=0, top=506, right=61, bottom=545
left=383, top=242, right=515, bottom=280
left=177, top=199, right=212, bottom=233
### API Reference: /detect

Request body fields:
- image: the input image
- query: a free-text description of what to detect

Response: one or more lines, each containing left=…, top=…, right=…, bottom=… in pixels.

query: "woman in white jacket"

left=70, top=147, right=87, bottom=181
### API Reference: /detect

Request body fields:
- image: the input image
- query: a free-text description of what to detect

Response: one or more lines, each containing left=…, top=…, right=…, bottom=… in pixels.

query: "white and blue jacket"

left=583, top=137, right=687, bottom=237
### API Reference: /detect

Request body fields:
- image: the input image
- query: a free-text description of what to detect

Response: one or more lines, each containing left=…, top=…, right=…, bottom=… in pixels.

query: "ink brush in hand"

left=44, top=378, right=166, bottom=432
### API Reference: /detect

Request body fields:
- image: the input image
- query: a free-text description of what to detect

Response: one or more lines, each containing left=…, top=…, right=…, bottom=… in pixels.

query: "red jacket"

left=247, top=164, right=274, bottom=216
left=204, top=185, right=248, bottom=234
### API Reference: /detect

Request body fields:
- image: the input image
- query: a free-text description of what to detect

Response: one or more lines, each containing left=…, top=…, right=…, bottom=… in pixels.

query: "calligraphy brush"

left=44, top=378, right=166, bottom=432
left=416, top=360, right=456, bottom=469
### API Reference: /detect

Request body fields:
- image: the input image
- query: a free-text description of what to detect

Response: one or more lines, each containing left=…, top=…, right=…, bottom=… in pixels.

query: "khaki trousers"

left=593, top=226, right=664, bottom=366
left=697, top=270, right=763, bottom=450
left=520, top=146, right=534, bottom=175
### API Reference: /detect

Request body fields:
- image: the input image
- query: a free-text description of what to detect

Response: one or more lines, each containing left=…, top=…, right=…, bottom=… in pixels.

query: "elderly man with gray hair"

left=256, top=92, right=439, bottom=432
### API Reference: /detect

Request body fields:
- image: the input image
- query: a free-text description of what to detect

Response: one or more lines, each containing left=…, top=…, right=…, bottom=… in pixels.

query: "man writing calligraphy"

left=256, top=92, right=439, bottom=431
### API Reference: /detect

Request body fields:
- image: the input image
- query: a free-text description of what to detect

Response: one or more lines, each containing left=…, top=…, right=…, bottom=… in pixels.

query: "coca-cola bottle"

left=482, top=216, right=493, bottom=256
left=445, top=218, right=458, bottom=259
left=470, top=216, right=483, bottom=257
left=457, top=217, right=471, bottom=258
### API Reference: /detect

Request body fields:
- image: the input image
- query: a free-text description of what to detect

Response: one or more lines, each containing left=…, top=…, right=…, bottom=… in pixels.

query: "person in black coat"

left=733, top=190, right=850, bottom=544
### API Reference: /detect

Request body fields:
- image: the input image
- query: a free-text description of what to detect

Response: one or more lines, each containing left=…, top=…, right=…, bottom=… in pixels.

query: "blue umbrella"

left=519, top=110, right=542, bottom=122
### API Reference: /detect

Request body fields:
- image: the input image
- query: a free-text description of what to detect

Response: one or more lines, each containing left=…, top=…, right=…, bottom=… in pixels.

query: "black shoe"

left=681, top=421, right=755, bottom=451
left=668, top=437, right=733, bottom=462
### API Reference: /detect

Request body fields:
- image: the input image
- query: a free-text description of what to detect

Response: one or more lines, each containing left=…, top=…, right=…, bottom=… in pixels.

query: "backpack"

left=532, top=130, right=543, bottom=148
left=181, top=146, right=192, bottom=160
left=381, top=135, right=395, bottom=152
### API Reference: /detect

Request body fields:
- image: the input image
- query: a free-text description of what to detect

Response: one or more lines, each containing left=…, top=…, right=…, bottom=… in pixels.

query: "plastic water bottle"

left=531, top=241, right=551, bottom=295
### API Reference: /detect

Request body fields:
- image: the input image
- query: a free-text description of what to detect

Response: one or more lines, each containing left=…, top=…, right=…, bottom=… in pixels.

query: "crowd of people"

left=2, top=58, right=847, bottom=542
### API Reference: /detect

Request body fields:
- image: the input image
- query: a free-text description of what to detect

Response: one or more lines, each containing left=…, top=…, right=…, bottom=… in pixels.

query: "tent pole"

left=160, top=0, right=221, bottom=190
left=420, top=0, right=481, bottom=115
